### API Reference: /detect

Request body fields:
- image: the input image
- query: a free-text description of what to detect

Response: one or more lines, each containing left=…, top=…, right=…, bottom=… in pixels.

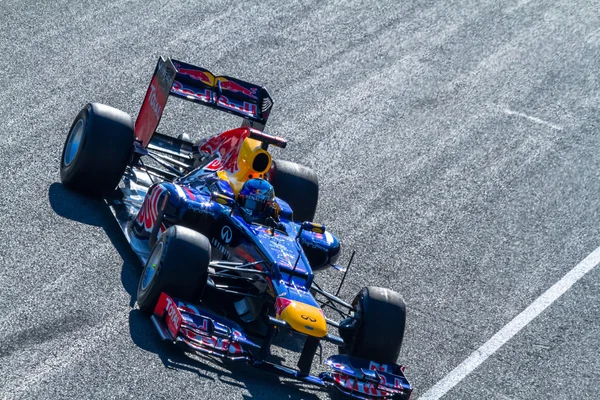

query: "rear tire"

left=268, top=160, right=319, bottom=222
left=60, top=103, right=134, bottom=197
left=137, top=225, right=211, bottom=315
left=340, top=286, right=406, bottom=364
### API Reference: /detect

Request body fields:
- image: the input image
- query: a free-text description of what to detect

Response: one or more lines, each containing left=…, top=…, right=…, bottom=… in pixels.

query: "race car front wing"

left=152, top=292, right=413, bottom=400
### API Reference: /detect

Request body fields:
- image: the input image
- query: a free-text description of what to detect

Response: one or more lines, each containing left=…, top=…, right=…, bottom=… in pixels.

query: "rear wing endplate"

left=134, top=56, right=177, bottom=147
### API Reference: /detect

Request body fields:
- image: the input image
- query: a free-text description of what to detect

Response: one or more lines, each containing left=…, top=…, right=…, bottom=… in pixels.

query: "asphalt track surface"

left=1, top=0, right=599, bottom=399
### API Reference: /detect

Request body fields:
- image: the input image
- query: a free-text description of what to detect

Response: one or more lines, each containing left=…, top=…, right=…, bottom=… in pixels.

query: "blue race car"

left=59, top=57, right=412, bottom=400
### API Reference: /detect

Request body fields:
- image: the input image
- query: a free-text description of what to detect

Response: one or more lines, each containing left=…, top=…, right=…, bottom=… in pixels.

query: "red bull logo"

left=135, top=185, right=166, bottom=233
left=198, top=128, right=251, bottom=172
left=174, top=63, right=213, bottom=85
left=219, top=80, right=258, bottom=99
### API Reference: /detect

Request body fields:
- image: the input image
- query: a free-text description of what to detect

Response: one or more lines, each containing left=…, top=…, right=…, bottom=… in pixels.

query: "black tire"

left=60, top=103, right=134, bottom=196
left=344, top=286, right=406, bottom=364
left=137, top=225, right=211, bottom=316
left=268, top=160, right=319, bottom=222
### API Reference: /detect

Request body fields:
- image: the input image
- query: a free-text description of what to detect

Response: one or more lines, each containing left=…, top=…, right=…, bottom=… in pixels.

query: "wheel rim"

left=63, top=119, right=85, bottom=167
left=141, top=241, right=164, bottom=291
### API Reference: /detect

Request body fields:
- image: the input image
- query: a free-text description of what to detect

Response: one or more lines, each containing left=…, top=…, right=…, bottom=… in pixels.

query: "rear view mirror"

left=301, top=221, right=325, bottom=234
left=211, top=192, right=236, bottom=208
left=297, top=221, right=326, bottom=238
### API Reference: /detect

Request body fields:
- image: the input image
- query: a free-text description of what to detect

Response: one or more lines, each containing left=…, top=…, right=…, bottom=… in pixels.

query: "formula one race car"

left=59, top=57, right=412, bottom=399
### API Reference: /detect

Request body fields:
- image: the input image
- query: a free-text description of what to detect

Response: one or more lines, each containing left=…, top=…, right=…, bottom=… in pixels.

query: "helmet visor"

left=243, top=198, right=269, bottom=213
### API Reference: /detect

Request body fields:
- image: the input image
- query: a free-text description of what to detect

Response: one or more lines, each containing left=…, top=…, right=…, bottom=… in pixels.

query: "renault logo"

left=221, top=225, right=232, bottom=244
left=301, top=315, right=316, bottom=322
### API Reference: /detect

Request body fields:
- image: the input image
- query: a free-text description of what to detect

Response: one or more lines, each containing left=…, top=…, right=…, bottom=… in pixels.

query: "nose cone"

left=276, top=298, right=327, bottom=338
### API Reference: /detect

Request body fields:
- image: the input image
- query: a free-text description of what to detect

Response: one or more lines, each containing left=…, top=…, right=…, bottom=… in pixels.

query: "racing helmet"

left=237, top=178, right=275, bottom=221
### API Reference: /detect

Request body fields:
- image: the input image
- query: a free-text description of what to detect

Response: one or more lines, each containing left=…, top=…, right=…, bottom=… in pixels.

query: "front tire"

left=137, top=225, right=211, bottom=315
left=339, top=286, right=406, bottom=364
left=60, top=103, right=134, bottom=196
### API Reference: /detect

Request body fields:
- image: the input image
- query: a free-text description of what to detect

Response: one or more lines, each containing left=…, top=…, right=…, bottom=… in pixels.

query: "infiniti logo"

left=221, top=225, right=233, bottom=244
left=301, top=315, right=316, bottom=323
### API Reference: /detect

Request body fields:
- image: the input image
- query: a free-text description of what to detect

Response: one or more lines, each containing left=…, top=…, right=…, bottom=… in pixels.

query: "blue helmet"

left=238, top=179, right=275, bottom=220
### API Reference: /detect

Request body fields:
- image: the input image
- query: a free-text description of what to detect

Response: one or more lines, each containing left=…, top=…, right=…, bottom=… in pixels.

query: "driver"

left=237, top=178, right=280, bottom=226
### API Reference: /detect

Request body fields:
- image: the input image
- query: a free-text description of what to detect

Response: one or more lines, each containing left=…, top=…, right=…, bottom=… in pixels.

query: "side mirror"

left=297, top=221, right=325, bottom=238
left=211, top=192, right=236, bottom=208
left=301, top=221, right=325, bottom=234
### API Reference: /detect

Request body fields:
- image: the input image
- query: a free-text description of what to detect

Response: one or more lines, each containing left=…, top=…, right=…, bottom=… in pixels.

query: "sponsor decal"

left=197, top=318, right=209, bottom=331
left=180, top=328, right=244, bottom=355
left=274, top=297, right=292, bottom=317
left=211, top=237, right=231, bottom=260
left=208, top=336, right=242, bottom=354
left=156, top=58, right=176, bottom=94
left=301, top=314, right=317, bottom=322
left=331, top=362, right=351, bottom=373
left=203, top=158, right=223, bottom=171
left=197, top=128, right=251, bottom=173
left=165, top=296, right=182, bottom=338
left=268, top=239, right=297, bottom=263
left=177, top=301, right=200, bottom=315
left=300, top=238, right=328, bottom=251
left=221, top=225, right=233, bottom=244
left=219, top=80, right=259, bottom=99
left=369, top=361, right=390, bottom=373
left=135, top=185, right=166, bottom=233
left=228, top=342, right=244, bottom=354
left=172, top=80, right=212, bottom=102
left=135, top=57, right=176, bottom=147
left=216, top=95, right=257, bottom=118
left=367, top=361, right=405, bottom=388
left=333, top=373, right=384, bottom=397
left=174, top=64, right=213, bottom=85
left=148, top=84, right=161, bottom=119
left=244, top=194, right=268, bottom=202
left=186, top=317, right=209, bottom=331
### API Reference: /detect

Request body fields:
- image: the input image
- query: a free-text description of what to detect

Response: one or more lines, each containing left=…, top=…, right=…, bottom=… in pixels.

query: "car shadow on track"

left=129, top=309, right=321, bottom=400
left=48, top=182, right=322, bottom=400
left=48, top=182, right=140, bottom=306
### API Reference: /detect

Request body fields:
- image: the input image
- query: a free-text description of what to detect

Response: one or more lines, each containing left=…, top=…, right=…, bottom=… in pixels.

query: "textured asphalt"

left=1, top=0, right=599, bottom=399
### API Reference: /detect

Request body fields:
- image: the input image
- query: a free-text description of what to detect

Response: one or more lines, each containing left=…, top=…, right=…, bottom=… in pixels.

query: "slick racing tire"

left=268, top=160, right=319, bottom=222
left=60, top=103, right=134, bottom=197
left=137, top=225, right=210, bottom=316
left=340, top=286, right=406, bottom=365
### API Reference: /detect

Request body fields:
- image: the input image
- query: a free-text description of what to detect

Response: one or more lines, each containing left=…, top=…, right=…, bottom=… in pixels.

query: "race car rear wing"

left=134, top=56, right=274, bottom=148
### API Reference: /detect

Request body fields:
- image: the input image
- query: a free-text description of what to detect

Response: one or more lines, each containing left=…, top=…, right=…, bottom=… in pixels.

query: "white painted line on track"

left=503, top=108, right=563, bottom=131
left=418, top=245, right=600, bottom=400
